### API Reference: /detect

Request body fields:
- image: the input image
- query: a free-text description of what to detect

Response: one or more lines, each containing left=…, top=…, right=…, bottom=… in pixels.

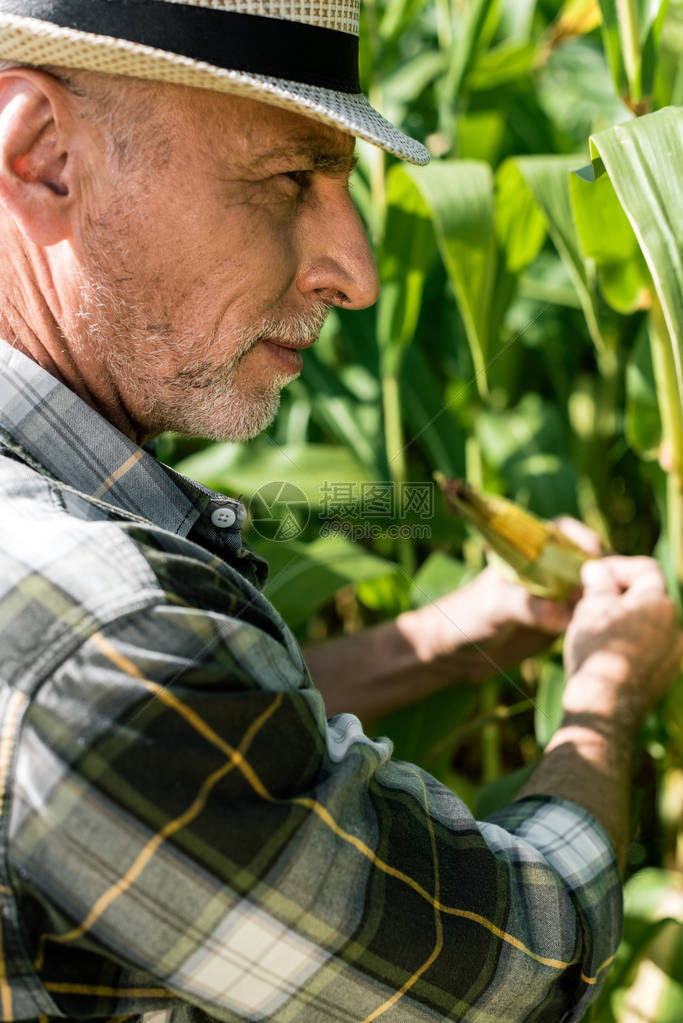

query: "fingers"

left=522, top=591, right=572, bottom=634
left=581, top=556, right=668, bottom=599
left=476, top=565, right=571, bottom=634
left=554, top=516, right=604, bottom=557
left=580, top=559, right=620, bottom=597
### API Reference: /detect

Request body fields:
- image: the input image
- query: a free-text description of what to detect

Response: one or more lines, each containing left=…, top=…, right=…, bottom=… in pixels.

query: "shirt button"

left=210, top=506, right=237, bottom=529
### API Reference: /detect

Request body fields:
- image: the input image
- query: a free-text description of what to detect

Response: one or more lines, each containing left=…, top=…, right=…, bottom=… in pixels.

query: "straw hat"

left=0, top=0, right=429, bottom=164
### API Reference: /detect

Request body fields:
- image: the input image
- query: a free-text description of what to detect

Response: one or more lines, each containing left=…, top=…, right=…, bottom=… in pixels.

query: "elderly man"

left=0, top=3, right=679, bottom=1022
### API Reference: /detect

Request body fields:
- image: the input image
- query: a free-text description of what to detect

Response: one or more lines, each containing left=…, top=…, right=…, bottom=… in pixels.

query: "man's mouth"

left=259, top=337, right=311, bottom=373
left=261, top=336, right=318, bottom=351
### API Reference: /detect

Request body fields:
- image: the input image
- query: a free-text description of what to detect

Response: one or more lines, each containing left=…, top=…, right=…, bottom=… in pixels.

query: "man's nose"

left=296, top=185, right=380, bottom=310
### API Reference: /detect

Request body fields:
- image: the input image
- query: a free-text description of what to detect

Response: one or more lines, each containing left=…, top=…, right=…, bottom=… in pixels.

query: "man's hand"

left=305, top=564, right=577, bottom=719
left=563, top=556, right=683, bottom=734
left=410, top=515, right=602, bottom=682
left=428, top=564, right=572, bottom=679
left=306, top=518, right=600, bottom=718
left=519, top=554, right=683, bottom=869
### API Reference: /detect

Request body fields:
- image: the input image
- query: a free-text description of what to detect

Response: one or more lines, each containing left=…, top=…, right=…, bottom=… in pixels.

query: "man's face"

left=71, top=88, right=379, bottom=441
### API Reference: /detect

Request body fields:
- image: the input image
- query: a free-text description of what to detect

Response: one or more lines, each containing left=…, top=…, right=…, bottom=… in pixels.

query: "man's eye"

left=282, top=170, right=311, bottom=190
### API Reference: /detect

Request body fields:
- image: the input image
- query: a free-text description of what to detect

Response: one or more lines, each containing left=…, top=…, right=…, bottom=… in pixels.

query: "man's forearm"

left=303, top=601, right=489, bottom=719
left=304, top=568, right=569, bottom=719
left=311, top=627, right=636, bottom=865
left=517, top=673, right=635, bottom=872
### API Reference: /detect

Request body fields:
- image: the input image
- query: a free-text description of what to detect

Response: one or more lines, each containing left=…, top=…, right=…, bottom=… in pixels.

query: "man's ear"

left=0, top=70, right=76, bottom=246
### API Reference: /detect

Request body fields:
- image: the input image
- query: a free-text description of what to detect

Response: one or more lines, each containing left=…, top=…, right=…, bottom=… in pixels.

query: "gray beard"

left=71, top=271, right=329, bottom=442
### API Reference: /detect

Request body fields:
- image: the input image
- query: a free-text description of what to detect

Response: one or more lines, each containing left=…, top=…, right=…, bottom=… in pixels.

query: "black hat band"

left=0, top=0, right=361, bottom=92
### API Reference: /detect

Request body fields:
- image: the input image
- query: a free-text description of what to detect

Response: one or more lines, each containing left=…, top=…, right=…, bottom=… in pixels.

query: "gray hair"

left=0, top=59, right=170, bottom=166
left=0, top=58, right=77, bottom=83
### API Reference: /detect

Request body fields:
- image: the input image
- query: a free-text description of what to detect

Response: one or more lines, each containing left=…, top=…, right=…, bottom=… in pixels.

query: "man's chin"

left=144, top=386, right=283, bottom=443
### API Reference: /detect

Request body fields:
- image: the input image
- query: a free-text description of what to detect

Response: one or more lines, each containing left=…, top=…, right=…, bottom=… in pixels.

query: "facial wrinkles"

left=71, top=218, right=330, bottom=441
left=65, top=93, right=343, bottom=442
left=170, top=304, right=330, bottom=388
left=155, top=303, right=330, bottom=440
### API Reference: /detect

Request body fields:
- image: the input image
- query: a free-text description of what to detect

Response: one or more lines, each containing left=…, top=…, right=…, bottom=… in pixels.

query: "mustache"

left=244, top=302, right=331, bottom=349
left=170, top=303, right=331, bottom=389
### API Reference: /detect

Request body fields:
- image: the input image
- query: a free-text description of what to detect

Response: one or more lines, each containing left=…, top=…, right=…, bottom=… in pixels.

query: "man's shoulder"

left=0, top=450, right=168, bottom=686
left=0, top=449, right=291, bottom=689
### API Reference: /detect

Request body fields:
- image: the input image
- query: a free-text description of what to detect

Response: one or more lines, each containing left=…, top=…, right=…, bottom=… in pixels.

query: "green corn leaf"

left=501, top=155, right=608, bottom=353
left=583, top=108, right=683, bottom=385
left=401, top=160, right=498, bottom=398
left=598, top=0, right=638, bottom=97
left=176, top=441, right=373, bottom=506
left=570, top=161, right=651, bottom=313
left=556, top=868, right=683, bottom=1021
left=373, top=685, right=478, bottom=780
left=598, top=0, right=670, bottom=103
left=498, top=0, right=538, bottom=42
left=379, top=0, right=430, bottom=46
left=653, top=2, right=683, bottom=108
left=573, top=108, right=683, bottom=514
left=616, top=920, right=683, bottom=1022
left=251, top=535, right=400, bottom=629
left=376, top=164, right=437, bottom=378
left=298, top=350, right=384, bottom=474
left=465, top=41, right=536, bottom=92
left=475, top=765, right=537, bottom=819
left=475, top=393, right=581, bottom=519
left=400, top=345, right=466, bottom=478
left=640, top=0, right=670, bottom=100
left=613, top=869, right=683, bottom=1023
left=495, top=159, right=548, bottom=273
left=624, top=869, right=683, bottom=926
left=626, top=324, right=662, bottom=458
left=356, top=573, right=412, bottom=615
left=457, top=110, right=507, bottom=164
left=277, top=399, right=311, bottom=446
left=535, top=660, right=566, bottom=748
left=410, top=551, right=473, bottom=607
left=442, top=0, right=497, bottom=107
left=380, top=51, right=449, bottom=117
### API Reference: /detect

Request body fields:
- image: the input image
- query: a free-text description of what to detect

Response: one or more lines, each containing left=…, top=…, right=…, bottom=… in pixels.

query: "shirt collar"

left=0, top=340, right=251, bottom=557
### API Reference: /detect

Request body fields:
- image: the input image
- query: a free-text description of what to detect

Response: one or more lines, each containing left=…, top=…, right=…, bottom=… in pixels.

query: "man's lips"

left=260, top=336, right=318, bottom=350
left=259, top=337, right=313, bottom=374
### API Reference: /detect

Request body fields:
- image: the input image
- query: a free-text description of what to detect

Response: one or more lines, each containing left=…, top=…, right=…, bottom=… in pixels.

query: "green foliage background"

left=162, top=2, right=683, bottom=1018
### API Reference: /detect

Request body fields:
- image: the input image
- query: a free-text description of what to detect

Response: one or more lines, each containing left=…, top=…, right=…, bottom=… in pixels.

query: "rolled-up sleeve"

left=7, top=598, right=621, bottom=1023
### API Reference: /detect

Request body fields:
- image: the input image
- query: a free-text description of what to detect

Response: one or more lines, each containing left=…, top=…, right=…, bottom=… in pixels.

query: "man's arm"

left=518, top=556, right=683, bottom=871
left=4, top=553, right=636, bottom=1023
left=9, top=536, right=678, bottom=1023
left=305, top=566, right=573, bottom=717
left=306, top=516, right=601, bottom=720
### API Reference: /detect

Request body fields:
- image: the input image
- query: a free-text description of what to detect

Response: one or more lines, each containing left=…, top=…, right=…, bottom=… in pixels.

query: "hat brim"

left=0, top=12, right=430, bottom=164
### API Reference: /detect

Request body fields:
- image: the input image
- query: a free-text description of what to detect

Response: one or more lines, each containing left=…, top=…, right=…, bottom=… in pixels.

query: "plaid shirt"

left=0, top=340, right=621, bottom=1023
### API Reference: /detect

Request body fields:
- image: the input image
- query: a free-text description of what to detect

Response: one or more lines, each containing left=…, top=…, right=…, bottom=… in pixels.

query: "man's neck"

left=0, top=315, right=146, bottom=447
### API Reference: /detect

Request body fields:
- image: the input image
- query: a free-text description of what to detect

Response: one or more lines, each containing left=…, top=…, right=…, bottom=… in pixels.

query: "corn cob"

left=434, top=472, right=590, bottom=601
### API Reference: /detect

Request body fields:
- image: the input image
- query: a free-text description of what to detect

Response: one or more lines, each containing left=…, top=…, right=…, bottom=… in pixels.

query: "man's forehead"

left=200, top=91, right=356, bottom=171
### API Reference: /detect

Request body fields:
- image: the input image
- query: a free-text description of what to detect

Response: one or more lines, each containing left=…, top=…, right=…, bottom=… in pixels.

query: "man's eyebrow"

left=254, top=142, right=359, bottom=174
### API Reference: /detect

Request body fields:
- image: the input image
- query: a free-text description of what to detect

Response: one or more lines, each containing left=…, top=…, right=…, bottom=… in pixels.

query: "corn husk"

left=434, top=473, right=590, bottom=601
